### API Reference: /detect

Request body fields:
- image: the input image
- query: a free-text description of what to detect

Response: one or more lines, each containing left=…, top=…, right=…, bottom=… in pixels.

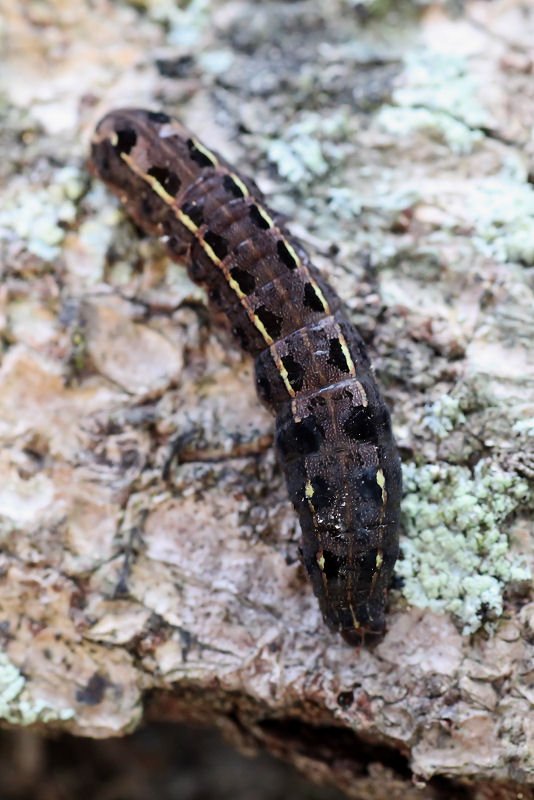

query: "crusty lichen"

left=376, top=46, right=534, bottom=263
left=0, top=653, right=25, bottom=716
left=398, top=461, right=531, bottom=633
left=377, top=50, right=488, bottom=154
left=0, top=652, right=74, bottom=726
left=133, top=0, right=212, bottom=46
left=422, top=395, right=466, bottom=440
left=265, top=110, right=351, bottom=187
left=74, top=184, right=124, bottom=284
left=378, top=104, right=483, bottom=155
left=458, top=176, right=534, bottom=266
left=0, top=166, right=85, bottom=262
left=513, top=418, right=534, bottom=438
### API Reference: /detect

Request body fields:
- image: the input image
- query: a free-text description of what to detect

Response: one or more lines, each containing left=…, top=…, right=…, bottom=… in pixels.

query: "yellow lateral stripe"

left=305, top=479, right=316, bottom=513
left=120, top=150, right=278, bottom=351
left=247, top=199, right=331, bottom=316
left=227, top=275, right=247, bottom=301
left=256, top=205, right=275, bottom=228
left=376, top=468, right=387, bottom=505
left=228, top=172, right=250, bottom=197
left=120, top=149, right=327, bottom=355
left=174, top=206, right=199, bottom=232
left=121, top=152, right=172, bottom=203
left=120, top=152, right=274, bottom=345
left=310, top=281, right=330, bottom=313
left=199, top=239, right=222, bottom=265
left=174, top=207, right=198, bottom=234
left=269, top=345, right=295, bottom=397
left=180, top=213, right=200, bottom=233
left=370, top=548, right=384, bottom=593
left=349, top=604, right=361, bottom=630
left=120, top=152, right=199, bottom=234
left=191, top=138, right=218, bottom=166
left=283, top=239, right=301, bottom=268
left=200, top=238, right=274, bottom=346
left=252, top=315, right=274, bottom=346
left=199, top=239, right=274, bottom=346
left=120, top=150, right=318, bottom=336
left=337, top=330, right=356, bottom=376
left=270, top=229, right=331, bottom=316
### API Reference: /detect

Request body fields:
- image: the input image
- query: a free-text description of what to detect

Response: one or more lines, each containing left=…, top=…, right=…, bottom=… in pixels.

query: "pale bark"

left=0, top=1, right=533, bottom=798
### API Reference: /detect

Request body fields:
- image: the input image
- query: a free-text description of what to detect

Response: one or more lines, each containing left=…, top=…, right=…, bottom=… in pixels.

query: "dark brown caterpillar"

left=89, top=108, right=402, bottom=645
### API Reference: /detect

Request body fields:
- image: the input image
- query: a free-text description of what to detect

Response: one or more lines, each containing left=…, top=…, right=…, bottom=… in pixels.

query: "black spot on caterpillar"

left=89, top=108, right=402, bottom=646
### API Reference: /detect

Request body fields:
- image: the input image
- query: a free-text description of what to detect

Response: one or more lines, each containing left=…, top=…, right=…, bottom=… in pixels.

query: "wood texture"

left=0, top=1, right=533, bottom=798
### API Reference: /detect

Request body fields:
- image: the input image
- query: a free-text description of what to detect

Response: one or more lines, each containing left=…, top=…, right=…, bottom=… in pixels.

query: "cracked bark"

left=0, top=1, right=533, bottom=799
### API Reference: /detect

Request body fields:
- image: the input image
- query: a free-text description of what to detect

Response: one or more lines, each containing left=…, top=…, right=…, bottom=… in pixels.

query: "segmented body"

left=90, top=108, right=402, bottom=645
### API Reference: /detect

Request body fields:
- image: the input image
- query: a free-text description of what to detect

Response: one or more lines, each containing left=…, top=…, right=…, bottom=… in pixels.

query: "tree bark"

left=0, top=1, right=533, bottom=798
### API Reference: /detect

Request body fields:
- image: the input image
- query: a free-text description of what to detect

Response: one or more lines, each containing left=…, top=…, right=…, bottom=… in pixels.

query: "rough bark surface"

left=0, top=1, right=533, bottom=798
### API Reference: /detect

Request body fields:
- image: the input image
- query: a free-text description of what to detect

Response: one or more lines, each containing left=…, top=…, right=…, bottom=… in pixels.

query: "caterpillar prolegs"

left=89, top=108, right=402, bottom=645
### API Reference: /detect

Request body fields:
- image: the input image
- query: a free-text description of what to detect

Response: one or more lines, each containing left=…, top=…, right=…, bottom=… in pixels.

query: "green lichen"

left=461, top=177, right=534, bottom=265
left=375, top=48, right=534, bottom=264
left=0, top=653, right=25, bottom=712
left=136, top=0, right=212, bottom=47
left=422, top=395, right=466, bottom=440
left=378, top=105, right=483, bottom=155
left=377, top=50, right=488, bottom=154
left=0, top=166, right=85, bottom=262
left=197, top=49, right=234, bottom=76
left=513, top=418, right=534, bottom=438
left=398, top=461, right=531, bottom=633
left=326, top=187, right=363, bottom=221
left=0, top=652, right=74, bottom=726
left=265, top=110, right=350, bottom=187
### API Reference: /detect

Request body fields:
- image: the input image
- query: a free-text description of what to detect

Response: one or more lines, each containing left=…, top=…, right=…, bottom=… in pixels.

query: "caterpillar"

left=89, top=108, right=402, bottom=645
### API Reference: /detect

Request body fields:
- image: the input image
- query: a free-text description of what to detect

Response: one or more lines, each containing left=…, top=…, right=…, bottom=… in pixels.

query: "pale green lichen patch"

left=0, top=652, right=74, bottom=726
left=377, top=50, right=488, bottom=154
left=265, top=110, right=351, bottom=187
left=513, top=418, right=534, bottom=438
left=384, top=171, right=534, bottom=266
left=376, top=44, right=534, bottom=264
left=69, top=184, right=124, bottom=286
left=459, top=177, right=534, bottom=266
left=422, top=395, right=466, bottom=440
left=325, top=187, right=363, bottom=221
left=0, top=653, right=25, bottom=712
left=378, top=105, right=483, bottom=155
left=399, top=462, right=531, bottom=634
left=0, top=166, right=85, bottom=262
left=135, top=0, right=212, bottom=47
left=197, top=49, right=234, bottom=76
left=394, top=51, right=489, bottom=128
